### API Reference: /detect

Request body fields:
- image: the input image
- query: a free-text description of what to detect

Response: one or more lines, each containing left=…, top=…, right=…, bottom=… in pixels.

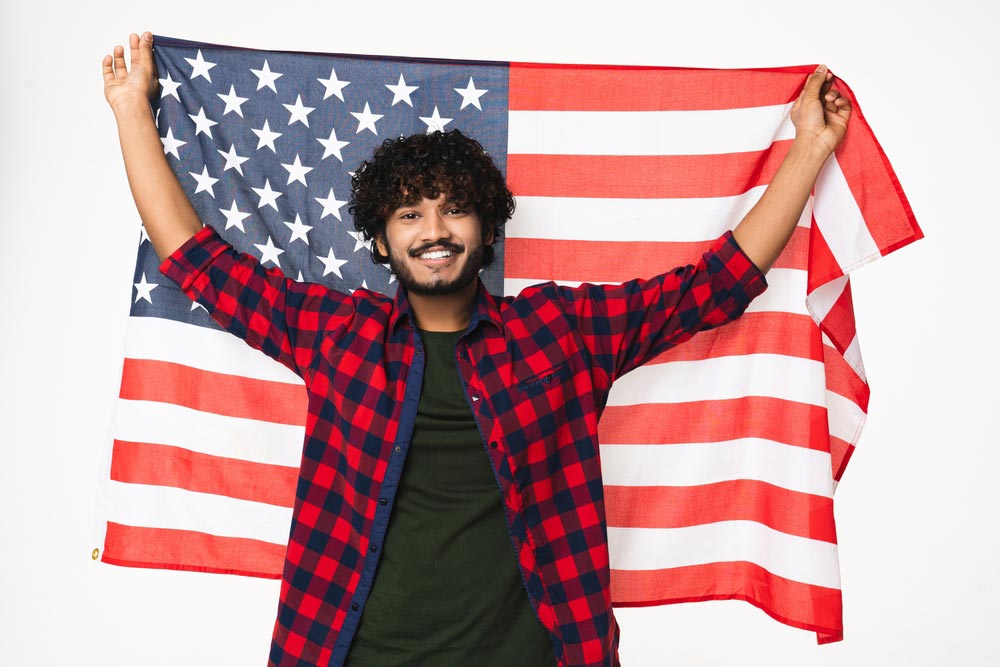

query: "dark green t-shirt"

left=345, top=329, right=557, bottom=667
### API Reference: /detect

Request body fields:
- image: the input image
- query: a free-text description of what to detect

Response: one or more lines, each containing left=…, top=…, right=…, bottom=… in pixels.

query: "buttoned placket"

left=329, top=329, right=426, bottom=667
left=454, top=328, right=563, bottom=664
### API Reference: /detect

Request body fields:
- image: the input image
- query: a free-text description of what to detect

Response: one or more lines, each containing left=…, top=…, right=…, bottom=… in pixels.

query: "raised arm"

left=731, top=65, right=852, bottom=273
left=103, top=31, right=202, bottom=261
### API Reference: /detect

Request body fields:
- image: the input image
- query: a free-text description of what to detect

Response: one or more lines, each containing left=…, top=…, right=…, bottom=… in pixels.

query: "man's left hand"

left=790, top=65, right=852, bottom=156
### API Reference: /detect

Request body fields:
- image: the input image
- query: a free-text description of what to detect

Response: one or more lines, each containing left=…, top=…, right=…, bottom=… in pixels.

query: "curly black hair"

left=348, top=129, right=515, bottom=267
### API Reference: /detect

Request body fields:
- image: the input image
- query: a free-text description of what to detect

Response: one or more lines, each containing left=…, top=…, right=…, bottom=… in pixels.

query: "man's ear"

left=375, top=233, right=388, bottom=258
left=483, top=225, right=495, bottom=246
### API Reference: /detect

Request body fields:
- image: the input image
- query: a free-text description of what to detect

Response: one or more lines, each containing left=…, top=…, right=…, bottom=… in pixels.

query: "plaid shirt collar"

left=389, top=278, right=504, bottom=335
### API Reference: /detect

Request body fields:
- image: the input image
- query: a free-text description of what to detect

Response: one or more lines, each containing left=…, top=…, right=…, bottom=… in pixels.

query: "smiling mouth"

left=418, top=249, right=454, bottom=260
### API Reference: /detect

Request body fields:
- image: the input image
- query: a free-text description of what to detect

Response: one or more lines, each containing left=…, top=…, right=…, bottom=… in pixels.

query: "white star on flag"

left=316, top=247, right=349, bottom=279
left=251, top=60, right=283, bottom=92
left=317, top=126, right=349, bottom=161
left=161, top=128, right=186, bottom=159
left=190, top=300, right=207, bottom=312
left=351, top=102, right=383, bottom=135
left=188, top=107, right=218, bottom=138
left=454, top=77, right=487, bottom=110
left=386, top=74, right=418, bottom=107
left=218, top=144, right=249, bottom=175
left=185, top=50, right=216, bottom=82
left=252, top=119, right=282, bottom=152
left=189, top=166, right=219, bottom=197
left=254, top=236, right=284, bottom=267
left=281, top=155, right=314, bottom=187
left=419, top=106, right=452, bottom=133
left=283, top=214, right=313, bottom=244
left=158, top=72, right=182, bottom=101
left=317, top=67, right=350, bottom=101
left=219, top=201, right=251, bottom=233
left=346, top=230, right=368, bottom=253
left=218, top=85, right=249, bottom=117
left=283, top=95, right=315, bottom=127
left=133, top=272, right=158, bottom=304
left=315, top=188, right=347, bottom=221
left=253, top=179, right=283, bottom=210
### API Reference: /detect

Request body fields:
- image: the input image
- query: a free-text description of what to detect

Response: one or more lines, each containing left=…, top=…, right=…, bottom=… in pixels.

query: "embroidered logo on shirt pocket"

left=517, top=361, right=571, bottom=397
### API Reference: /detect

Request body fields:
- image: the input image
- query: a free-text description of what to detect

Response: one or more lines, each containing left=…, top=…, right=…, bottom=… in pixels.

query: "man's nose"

left=421, top=211, right=450, bottom=241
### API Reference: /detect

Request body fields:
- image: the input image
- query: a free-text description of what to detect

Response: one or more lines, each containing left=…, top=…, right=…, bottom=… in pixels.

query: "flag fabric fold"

left=96, top=36, right=922, bottom=645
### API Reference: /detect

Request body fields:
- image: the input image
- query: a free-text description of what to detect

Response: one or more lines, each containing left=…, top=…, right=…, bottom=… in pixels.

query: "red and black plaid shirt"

left=162, top=227, right=766, bottom=667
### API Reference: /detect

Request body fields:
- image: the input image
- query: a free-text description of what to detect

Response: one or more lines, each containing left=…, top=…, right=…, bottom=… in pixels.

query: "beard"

left=387, top=239, right=486, bottom=297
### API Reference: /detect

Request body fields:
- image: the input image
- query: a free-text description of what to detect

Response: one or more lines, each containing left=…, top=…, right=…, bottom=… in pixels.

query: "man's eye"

left=446, top=208, right=465, bottom=215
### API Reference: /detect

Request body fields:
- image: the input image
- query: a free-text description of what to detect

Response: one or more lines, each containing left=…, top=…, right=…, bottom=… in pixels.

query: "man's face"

left=376, top=194, right=491, bottom=297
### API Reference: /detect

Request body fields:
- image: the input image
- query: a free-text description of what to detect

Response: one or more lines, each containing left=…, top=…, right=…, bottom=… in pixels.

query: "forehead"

left=393, top=193, right=453, bottom=210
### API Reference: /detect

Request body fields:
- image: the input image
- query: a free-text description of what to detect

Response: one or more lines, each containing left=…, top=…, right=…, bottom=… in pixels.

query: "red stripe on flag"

left=605, top=480, right=836, bottom=542
left=509, top=63, right=809, bottom=111
left=829, top=437, right=856, bottom=483
left=610, top=561, right=843, bottom=643
left=807, top=219, right=844, bottom=292
left=599, top=397, right=831, bottom=451
left=507, top=145, right=791, bottom=199
left=110, top=440, right=297, bottom=507
left=823, top=346, right=869, bottom=412
left=648, top=312, right=822, bottom=364
left=102, top=522, right=284, bottom=579
left=820, top=280, right=859, bottom=358
left=825, top=77, right=923, bottom=255
left=504, top=227, right=808, bottom=282
left=119, top=358, right=307, bottom=426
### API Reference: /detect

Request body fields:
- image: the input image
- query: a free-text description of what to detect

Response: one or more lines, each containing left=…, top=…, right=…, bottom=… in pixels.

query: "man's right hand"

left=102, top=32, right=159, bottom=115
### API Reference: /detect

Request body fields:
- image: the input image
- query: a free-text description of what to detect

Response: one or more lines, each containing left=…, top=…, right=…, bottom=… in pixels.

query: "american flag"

left=96, top=36, right=922, bottom=644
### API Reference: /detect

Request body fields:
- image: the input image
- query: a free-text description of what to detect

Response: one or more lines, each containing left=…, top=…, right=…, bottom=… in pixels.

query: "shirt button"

left=471, top=395, right=480, bottom=402
left=379, top=498, right=387, bottom=506
left=351, top=603, right=359, bottom=611
left=369, top=544, right=378, bottom=553
left=394, top=446, right=401, bottom=452
left=489, top=441, right=498, bottom=449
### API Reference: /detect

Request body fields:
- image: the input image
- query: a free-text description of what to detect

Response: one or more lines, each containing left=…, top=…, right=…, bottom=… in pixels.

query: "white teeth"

left=420, top=250, right=452, bottom=259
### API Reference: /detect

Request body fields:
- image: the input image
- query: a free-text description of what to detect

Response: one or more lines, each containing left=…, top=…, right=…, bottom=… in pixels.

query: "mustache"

left=408, top=240, right=465, bottom=257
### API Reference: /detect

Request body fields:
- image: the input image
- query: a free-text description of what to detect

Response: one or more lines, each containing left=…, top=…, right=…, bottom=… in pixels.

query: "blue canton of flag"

left=131, top=36, right=510, bottom=326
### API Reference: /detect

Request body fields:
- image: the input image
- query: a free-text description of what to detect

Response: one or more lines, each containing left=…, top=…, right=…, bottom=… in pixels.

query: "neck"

left=406, top=279, right=479, bottom=332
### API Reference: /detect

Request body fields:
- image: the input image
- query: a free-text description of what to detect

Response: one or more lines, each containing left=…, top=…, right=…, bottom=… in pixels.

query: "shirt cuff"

left=159, top=226, right=232, bottom=293
left=713, top=230, right=769, bottom=304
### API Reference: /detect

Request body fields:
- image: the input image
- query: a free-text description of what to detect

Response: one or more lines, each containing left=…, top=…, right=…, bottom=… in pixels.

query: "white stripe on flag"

left=506, top=190, right=766, bottom=242
left=608, top=354, right=826, bottom=406
left=841, top=333, right=867, bottom=381
left=826, top=390, right=867, bottom=444
left=505, top=268, right=810, bottom=317
left=507, top=104, right=796, bottom=155
left=806, top=275, right=848, bottom=322
left=600, top=438, right=834, bottom=497
left=813, top=156, right=880, bottom=271
left=114, top=399, right=304, bottom=467
left=607, top=521, right=842, bottom=589
left=105, top=480, right=292, bottom=544
left=125, top=316, right=303, bottom=384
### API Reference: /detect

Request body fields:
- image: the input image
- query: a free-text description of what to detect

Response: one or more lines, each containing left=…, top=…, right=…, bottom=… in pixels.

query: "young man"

left=103, top=32, right=850, bottom=667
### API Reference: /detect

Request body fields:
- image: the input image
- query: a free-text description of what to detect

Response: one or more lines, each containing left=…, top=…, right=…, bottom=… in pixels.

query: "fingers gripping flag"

left=96, top=36, right=922, bottom=644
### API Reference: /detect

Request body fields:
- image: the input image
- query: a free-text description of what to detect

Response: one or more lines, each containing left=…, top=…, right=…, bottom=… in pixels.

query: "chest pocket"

left=516, top=361, right=571, bottom=398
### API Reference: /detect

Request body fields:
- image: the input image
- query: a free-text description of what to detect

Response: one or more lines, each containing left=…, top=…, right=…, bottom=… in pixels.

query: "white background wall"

left=2, top=0, right=994, bottom=665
